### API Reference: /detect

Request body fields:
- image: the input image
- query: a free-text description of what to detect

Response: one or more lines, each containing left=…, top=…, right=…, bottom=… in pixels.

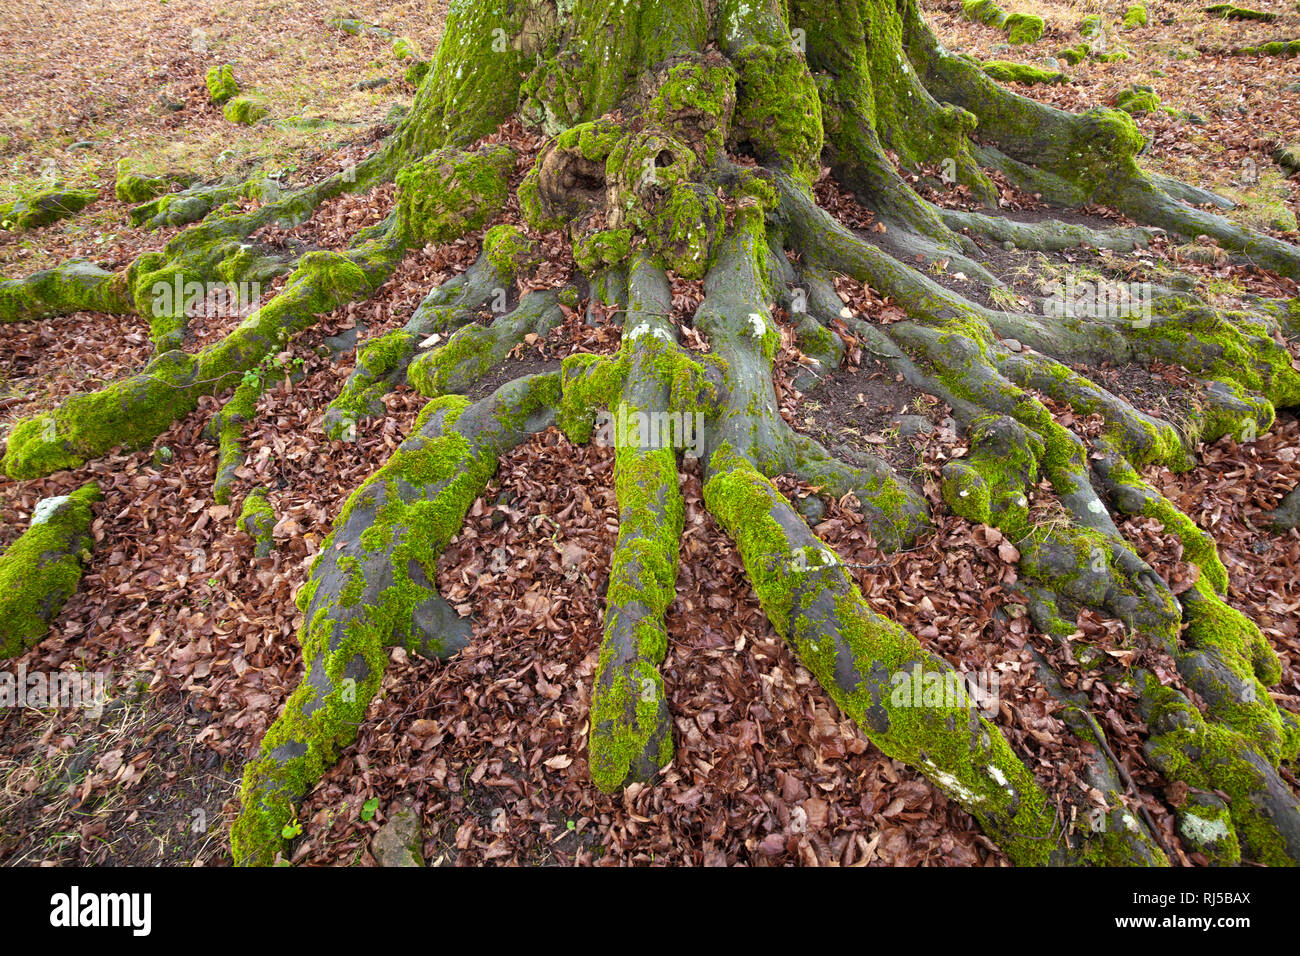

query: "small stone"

left=797, top=494, right=826, bottom=523
left=896, top=414, right=934, bottom=437
left=1002, top=338, right=1022, bottom=352
left=352, top=77, right=391, bottom=91
left=322, top=326, right=361, bottom=355
left=1001, top=240, right=1015, bottom=251
left=371, top=804, right=423, bottom=867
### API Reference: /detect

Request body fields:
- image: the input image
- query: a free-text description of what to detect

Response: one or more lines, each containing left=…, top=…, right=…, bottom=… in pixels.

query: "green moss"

left=407, top=325, right=494, bottom=397
left=212, top=374, right=264, bottom=505
left=0, top=483, right=101, bottom=658
left=0, top=259, right=131, bottom=323
left=702, top=446, right=1058, bottom=864
left=239, top=488, right=276, bottom=557
left=1141, top=674, right=1291, bottom=865
left=0, top=188, right=97, bottom=230
left=115, top=159, right=172, bottom=203
left=557, top=352, right=628, bottom=442
left=1005, top=14, right=1045, bottom=45
left=963, top=0, right=1008, bottom=28
left=5, top=250, right=376, bottom=480
left=1205, top=4, right=1277, bottom=22
left=646, top=59, right=738, bottom=165
left=1128, top=301, right=1300, bottom=410
left=981, top=61, right=1068, bottom=85
left=573, top=228, right=634, bottom=273
left=1177, top=795, right=1241, bottom=866
left=1116, top=85, right=1161, bottom=115
left=1122, top=5, right=1148, bottom=29
left=555, top=117, right=625, bottom=162
left=233, top=386, right=529, bottom=864
left=1079, top=14, right=1103, bottom=38
left=1063, top=108, right=1147, bottom=194
left=941, top=415, right=1042, bottom=541
left=482, top=223, right=540, bottom=277
left=643, top=183, right=725, bottom=280
left=205, top=64, right=239, bottom=104
left=404, top=60, right=430, bottom=86
left=392, top=37, right=421, bottom=60
left=730, top=42, right=823, bottom=185
left=589, top=440, right=683, bottom=791
left=395, top=144, right=514, bottom=246
left=223, top=95, right=269, bottom=126
left=1057, top=43, right=1090, bottom=65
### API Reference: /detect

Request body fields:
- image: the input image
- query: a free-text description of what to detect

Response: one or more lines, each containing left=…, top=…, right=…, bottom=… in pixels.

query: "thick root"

left=587, top=261, right=683, bottom=789
left=0, top=260, right=132, bottom=323
left=0, top=483, right=100, bottom=658
left=231, top=373, right=560, bottom=865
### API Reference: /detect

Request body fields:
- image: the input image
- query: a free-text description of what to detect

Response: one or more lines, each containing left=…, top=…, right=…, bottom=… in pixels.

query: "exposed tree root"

left=585, top=256, right=682, bottom=790
left=0, top=482, right=100, bottom=659
left=5, top=0, right=1300, bottom=867
left=0, top=260, right=132, bottom=323
left=231, top=374, right=559, bottom=864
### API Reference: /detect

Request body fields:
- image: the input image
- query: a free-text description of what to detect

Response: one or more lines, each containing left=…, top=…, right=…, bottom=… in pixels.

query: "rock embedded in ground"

left=370, top=805, right=423, bottom=867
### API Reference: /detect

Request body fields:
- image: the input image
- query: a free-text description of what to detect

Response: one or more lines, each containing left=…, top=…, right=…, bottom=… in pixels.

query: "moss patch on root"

left=114, top=160, right=182, bottom=204
left=205, top=63, right=240, bottom=104
left=1057, top=43, right=1090, bottom=65
left=981, top=61, right=1069, bottom=85
left=1205, top=4, right=1277, bottom=22
left=3, top=250, right=376, bottom=480
left=1122, top=5, right=1149, bottom=29
left=0, top=189, right=97, bottom=230
left=223, top=95, right=270, bottom=126
left=395, top=144, right=515, bottom=247
left=230, top=382, right=558, bottom=865
left=1116, top=85, right=1162, bottom=115
left=1005, top=14, right=1045, bottom=45
left=0, top=483, right=101, bottom=658
left=0, top=259, right=130, bottom=323
left=239, top=488, right=277, bottom=558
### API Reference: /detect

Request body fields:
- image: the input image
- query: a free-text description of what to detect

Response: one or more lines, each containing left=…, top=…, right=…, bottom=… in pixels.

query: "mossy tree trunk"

left=4, top=0, right=1300, bottom=866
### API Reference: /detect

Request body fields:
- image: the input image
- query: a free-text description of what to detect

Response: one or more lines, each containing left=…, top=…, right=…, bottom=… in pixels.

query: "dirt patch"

left=1082, top=360, right=1199, bottom=426
left=0, top=688, right=237, bottom=865
left=794, top=357, right=949, bottom=480
left=464, top=352, right=563, bottom=403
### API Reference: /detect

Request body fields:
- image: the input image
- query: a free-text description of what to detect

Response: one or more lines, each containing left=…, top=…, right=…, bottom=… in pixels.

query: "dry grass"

left=929, top=0, right=1300, bottom=237
left=0, top=0, right=448, bottom=273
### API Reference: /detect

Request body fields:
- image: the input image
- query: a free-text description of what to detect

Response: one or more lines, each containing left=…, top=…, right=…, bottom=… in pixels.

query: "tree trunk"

left=3, top=0, right=1299, bottom=867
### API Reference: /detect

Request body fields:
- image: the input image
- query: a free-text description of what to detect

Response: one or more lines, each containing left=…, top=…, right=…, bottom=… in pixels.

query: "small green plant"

left=989, top=286, right=1022, bottom=310
left=281, top=817, right=303, bottom=840
left=360, top=798, right=379, bottom=822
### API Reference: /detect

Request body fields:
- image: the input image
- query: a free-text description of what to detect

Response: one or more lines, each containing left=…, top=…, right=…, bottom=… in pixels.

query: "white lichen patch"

left=925, top=762, right=982, bottom=804
left=30, top=496, right=70, bottom=527
left=1179, top=810, right=1231, bottom=845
